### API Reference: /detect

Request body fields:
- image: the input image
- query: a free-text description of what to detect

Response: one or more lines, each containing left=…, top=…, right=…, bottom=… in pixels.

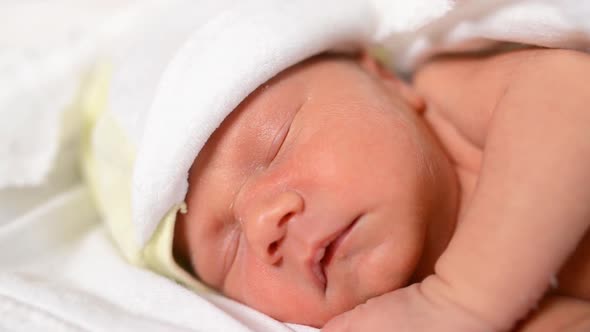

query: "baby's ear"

left=358, top=50, right=425, bottom=113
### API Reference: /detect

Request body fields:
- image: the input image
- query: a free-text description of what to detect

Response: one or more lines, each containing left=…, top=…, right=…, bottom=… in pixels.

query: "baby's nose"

left=237, top=190, right=304, bottom=265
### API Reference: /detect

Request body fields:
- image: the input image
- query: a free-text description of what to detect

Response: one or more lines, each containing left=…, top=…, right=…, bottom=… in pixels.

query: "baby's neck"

left=409, top=112, right=466, bottom=283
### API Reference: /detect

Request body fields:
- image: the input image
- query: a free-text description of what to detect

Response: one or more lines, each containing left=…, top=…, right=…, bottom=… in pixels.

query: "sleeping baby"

left=83, top=1, right=590, bottom=331
left=170, top=49, right=590, bottom=331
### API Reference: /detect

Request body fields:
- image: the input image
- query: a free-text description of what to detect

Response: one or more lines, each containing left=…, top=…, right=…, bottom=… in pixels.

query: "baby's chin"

left=270, top=296, right=360, bottom=328
left=274, top=288, right=389, bottom=327
left=265, top=270, right=407, bottom=327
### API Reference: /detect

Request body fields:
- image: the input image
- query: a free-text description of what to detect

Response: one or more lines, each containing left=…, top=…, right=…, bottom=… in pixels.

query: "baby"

left=171, top=49, right=590, bottom=331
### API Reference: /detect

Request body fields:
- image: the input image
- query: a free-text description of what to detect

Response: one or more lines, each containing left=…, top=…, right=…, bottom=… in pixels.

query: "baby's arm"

left=422, top=49, right=590, bottom=330
left=324, top=49, right=590, bottom=331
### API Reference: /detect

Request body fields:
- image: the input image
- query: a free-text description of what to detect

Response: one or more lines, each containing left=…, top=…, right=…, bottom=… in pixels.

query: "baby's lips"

left=321, top=216, right=360, bottom=267
left=312, top=215, right=361, bottom=291
left=311, top=247, right=327, bottom=287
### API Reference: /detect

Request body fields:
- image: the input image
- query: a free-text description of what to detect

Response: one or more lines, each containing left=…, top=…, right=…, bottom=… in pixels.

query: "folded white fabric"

left=0, top=187, right=312, bottom=332
left=0, top=0, right=140, bottom=188
left=390, top=0, right=590, bottom=71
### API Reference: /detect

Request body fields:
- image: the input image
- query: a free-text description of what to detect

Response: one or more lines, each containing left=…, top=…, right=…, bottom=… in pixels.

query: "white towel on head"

left=127, top=0, right=452, bottom=247
left=131, top=0, right=375, bottom=245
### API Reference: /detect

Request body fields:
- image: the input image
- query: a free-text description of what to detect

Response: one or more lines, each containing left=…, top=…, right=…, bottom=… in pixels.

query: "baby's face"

left=175, top=54, right=457, bottom=327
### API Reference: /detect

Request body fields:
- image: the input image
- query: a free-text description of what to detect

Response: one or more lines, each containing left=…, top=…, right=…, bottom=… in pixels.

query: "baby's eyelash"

left=267, top=118, right=292, bottom=162
left=267, top=102, right=304, bottom=163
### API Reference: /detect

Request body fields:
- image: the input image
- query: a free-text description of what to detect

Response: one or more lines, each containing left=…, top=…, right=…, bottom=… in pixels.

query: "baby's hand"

left=322, top=275, right=497, bottom=332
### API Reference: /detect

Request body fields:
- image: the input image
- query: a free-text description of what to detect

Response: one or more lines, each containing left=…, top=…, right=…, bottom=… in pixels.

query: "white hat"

left=129, top=0, right=380, bottom=246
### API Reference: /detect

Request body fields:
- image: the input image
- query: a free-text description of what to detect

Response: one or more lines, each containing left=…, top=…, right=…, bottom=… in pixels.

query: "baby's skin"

left=173, top=49, right=590, bottom=331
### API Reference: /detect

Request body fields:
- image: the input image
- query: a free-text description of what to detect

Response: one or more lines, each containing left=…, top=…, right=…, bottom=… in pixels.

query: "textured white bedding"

left=2, top=0, right=590, bottom=331
left=0, top=142, right=315, bottom=332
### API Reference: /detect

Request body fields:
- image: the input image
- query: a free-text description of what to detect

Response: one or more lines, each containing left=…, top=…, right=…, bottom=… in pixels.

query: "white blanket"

left=2, top=0, right=590, bottom=331
left=0, top=187, right=312, bottom=332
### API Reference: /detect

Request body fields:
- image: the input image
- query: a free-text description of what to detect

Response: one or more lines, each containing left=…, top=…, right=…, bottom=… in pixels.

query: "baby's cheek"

left=352, top=226, right=424, bottom=300
left=363, top=244, right=415, bottom=294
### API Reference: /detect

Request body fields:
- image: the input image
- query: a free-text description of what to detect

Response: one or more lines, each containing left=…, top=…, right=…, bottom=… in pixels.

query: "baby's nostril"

left=279, top=212, right=293, bottom=226
left=268, top=240, right=280, bottom=256
left=267, top=212, right=290, bottom=260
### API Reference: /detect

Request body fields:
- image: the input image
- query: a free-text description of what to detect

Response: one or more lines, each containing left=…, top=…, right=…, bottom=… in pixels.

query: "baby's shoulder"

left=415, top=48, right=590, bottom=149
left=503, top=49, right=590, bottom=106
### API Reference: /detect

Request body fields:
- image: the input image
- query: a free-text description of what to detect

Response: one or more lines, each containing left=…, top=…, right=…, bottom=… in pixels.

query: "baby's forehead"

left=193, top=53, right=382, bottom=170
left=229, top=54, right=368, bottom=120
left=192, top=73, right=304, bottom=171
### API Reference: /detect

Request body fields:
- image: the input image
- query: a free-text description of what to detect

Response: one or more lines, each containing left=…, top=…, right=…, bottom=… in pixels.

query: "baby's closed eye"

left=267, top=115, right=292, bottom=163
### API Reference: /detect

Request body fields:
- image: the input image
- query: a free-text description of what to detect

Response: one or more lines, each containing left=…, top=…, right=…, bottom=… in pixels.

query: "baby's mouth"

left=309, top=216, right=360, bottom=290
left=311, top=247, right=327, bottom=287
